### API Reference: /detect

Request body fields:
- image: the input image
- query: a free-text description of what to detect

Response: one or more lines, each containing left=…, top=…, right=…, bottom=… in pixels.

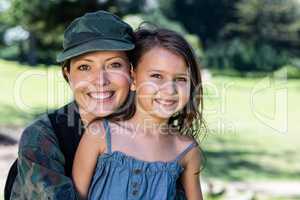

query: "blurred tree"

left=159, top=0, right=240, bottom=47
left=4, top=0, right=146, bottom=65
left=204, top=38, right=290, bottom=72
left=160, top=0, right=300, bottom=72
left=224, top=0, right=300, bottom=50
left=124, top=10, right=204, bottom=60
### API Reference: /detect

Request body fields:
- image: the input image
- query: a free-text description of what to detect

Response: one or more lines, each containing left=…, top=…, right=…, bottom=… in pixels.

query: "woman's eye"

left=78, top=64, right=90, bottom=71
left=109, top=62, right=122, bottom=68
left=150, top=74, right=162, bottom=79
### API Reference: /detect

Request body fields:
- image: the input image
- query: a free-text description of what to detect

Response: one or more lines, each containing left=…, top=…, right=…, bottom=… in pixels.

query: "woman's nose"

left=93, top=69, right=110, bottom=86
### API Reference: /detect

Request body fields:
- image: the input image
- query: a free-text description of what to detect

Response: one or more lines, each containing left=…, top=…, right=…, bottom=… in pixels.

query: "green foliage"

left=159, top=0, right=239, bottom=46
left=0, top=44, right=19, bottom=60
left=1, top=0, right=299, bottom=72
left=160, top=0, right=300, bottom=72
left=274, top=65, right=300, bottom=79
left=3, top=0, right=147, bottom=64
left=204, top=38, right=291, bottom=72
left=124, top=10, right=204, bottom=60
left=141, top=9, right=187, bottom=34
left=224, top=0, right=300, bottom=50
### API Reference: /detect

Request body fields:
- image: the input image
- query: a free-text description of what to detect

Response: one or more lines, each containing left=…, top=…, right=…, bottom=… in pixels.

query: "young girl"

left=73, top=28, right=205, bottom=200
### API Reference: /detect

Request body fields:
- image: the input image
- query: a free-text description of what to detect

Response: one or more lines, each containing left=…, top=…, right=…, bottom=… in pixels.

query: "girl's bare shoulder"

left=83, top=120, right=107, bottom=153
left=173, top=133, right=196, bottom=147
left=170, top=133, right=196, bottom=152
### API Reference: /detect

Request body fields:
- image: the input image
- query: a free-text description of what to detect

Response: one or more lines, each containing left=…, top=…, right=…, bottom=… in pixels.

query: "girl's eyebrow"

left=148, top=69, right=189, bottom=76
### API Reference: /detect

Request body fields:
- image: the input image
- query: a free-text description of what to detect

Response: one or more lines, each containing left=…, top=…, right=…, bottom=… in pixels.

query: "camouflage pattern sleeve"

left=10, top=114, right=79, bottom=200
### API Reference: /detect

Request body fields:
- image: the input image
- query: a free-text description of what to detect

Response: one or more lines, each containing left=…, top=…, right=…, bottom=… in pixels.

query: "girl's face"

left=65, top=51, right=131, bottom=120
left=132, top=47, right=190, bottom=122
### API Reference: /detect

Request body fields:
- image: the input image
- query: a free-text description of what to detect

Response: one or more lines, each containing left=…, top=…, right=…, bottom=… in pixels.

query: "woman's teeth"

left=89, top=91, right=114, bottom=100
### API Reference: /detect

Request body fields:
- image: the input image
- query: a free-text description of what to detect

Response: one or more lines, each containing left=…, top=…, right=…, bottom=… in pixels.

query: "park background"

left=0, top=0, right=300, bottom=199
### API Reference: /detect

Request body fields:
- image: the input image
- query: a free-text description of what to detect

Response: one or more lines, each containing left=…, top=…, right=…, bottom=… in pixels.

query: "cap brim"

left=56, top=38, right=134, bottom=63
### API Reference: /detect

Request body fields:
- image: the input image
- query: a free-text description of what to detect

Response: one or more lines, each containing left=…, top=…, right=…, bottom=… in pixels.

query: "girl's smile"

left=132, top=47, right=190, bottom=122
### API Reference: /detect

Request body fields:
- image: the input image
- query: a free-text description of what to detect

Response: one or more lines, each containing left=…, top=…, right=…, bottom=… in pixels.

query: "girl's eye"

left=175, top=77, right=187, bottom=82
left=150, top=73, right=162, bottom=79
left=78, top=64, right=90, bottom=71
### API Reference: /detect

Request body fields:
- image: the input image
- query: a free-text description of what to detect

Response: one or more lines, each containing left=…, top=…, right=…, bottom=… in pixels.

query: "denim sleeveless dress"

left=88, top=120, right=198, bottom=200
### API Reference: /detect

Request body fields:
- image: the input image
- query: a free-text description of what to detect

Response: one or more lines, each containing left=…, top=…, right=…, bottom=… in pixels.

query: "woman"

left=6, top=10, right=135, bottom=200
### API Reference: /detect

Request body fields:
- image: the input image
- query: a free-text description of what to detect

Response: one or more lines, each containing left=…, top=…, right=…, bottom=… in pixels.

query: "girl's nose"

left=161, top=81, right=177, bottom=95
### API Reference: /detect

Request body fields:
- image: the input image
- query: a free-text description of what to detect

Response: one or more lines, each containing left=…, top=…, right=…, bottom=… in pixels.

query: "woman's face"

left=132, top=47, right=190, bottom=122
left=65, top=51, right=131, bottom=121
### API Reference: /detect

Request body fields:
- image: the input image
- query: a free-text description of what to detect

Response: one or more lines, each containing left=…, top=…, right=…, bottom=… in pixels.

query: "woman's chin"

left=88, top=107, right=115, bottom=117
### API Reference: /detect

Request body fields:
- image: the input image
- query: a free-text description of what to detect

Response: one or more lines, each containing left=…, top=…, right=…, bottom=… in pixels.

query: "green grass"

left=202, top=76, right=300, bottom=181
left=1, top=59, right=300, bottom=182
left=0, top=59, right=72, bottom=125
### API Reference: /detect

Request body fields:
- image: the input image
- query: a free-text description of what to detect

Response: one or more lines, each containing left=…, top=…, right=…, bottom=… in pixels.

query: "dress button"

left=133, top=168, right=142, bottom=174
left=132, top=182, right=138, bottom=188
left=132, top=190, right=138, bottom=196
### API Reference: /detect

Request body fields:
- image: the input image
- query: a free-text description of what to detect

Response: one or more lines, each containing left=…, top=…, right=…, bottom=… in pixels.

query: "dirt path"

left=0, top=144, right=18, bottom=195
left=0, top=126, right=22, bottom=196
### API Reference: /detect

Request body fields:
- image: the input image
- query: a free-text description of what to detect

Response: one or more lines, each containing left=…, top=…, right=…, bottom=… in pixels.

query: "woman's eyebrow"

left=104, top=56, right=127, bottom=62
left=74, top=58, right=94, bottom=63
left=81, top=58, right=94, bottom=62
left=76, top=56, right=127, bottom=63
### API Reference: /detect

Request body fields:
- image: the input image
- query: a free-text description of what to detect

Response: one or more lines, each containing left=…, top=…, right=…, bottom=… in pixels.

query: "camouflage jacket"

left=10, top=102, right=83, bottom=200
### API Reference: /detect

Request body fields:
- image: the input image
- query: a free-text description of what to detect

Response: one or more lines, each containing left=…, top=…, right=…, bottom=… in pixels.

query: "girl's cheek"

left=178, top=85, right=190, bottom=104
left=136, top=80, right=160, bottom=95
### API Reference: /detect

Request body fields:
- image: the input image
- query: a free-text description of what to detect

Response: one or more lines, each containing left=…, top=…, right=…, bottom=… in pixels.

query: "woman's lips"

left=87, top=91, right=115, bottom=102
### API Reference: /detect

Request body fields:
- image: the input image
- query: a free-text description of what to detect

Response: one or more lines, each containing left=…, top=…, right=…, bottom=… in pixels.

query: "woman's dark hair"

left=127, top=27, right=206, bottom=141
left=61, top=60, right=71, bottom=83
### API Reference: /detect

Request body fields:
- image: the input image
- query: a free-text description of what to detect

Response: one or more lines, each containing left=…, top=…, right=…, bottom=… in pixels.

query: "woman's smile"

left=66, top=51, right=131, bottom=119
left=87, top=91, right=115, bottom=102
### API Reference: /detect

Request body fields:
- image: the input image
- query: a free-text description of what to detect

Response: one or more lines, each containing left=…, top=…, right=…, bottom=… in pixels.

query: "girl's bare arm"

left=181, top=147, right=203, bottom=200
left=72, top=122, right=106, bottom=199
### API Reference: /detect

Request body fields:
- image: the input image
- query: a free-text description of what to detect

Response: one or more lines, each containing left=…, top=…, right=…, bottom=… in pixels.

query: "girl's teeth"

left=156, top=99, right=176, bottom=106
left=90, top=92, right=113, bottom=100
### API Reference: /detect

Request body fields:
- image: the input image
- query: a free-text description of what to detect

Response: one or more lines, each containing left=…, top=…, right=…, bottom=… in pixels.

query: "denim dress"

left=88, top=120, right=198, bottom=200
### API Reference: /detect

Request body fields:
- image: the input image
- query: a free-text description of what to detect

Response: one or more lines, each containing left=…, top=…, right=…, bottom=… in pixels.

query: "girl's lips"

left=154, top=98, right=178, bottom=106
left=87, top=91, right=115, bottom=101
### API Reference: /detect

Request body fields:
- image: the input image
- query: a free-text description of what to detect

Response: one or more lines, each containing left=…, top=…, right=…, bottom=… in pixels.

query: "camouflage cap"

left=56, top=10, right=134, bottom=63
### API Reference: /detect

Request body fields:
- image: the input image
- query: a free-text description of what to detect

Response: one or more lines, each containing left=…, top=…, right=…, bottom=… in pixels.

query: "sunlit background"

left=0, top=0, right=300, bottom=199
